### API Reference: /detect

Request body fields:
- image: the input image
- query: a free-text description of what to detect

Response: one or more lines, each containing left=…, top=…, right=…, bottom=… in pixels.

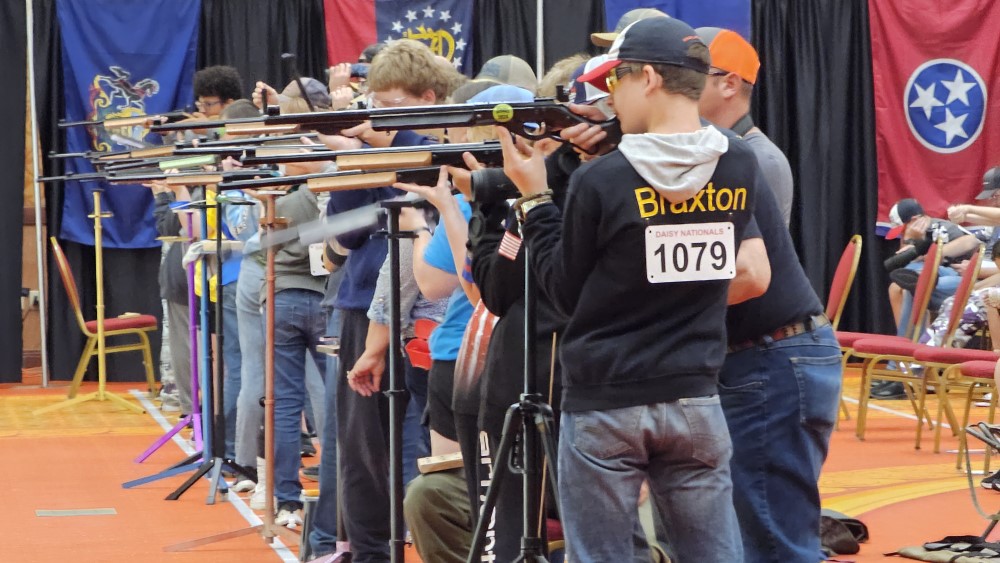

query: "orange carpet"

left=4, top=368, right=1000, bottom=561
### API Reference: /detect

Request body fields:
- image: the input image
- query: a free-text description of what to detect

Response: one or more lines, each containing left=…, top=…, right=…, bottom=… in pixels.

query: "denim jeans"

left=273, top=289, right=328, bottom=505
left=719, top=324, right=842, bottom=563
left=896, top=263, right=960, bottom=337
left=403, top=361, right=430, bottom=486
left=558, top=398, right=742, bottom=563
left=221, top=284, right=241, bottom=460
left=234, top=258, right=265, bottom=468
left=310, top=307, right=342, bottom=556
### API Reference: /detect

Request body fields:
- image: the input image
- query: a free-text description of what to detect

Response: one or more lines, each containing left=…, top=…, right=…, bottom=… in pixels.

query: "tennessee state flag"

left=870, top=0, right=1000, bottom=231
left=324, top=0, right=473, bottom=72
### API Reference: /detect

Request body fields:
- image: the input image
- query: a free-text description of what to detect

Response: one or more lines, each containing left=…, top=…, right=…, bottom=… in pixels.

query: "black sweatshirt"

left=466, top=145, right=577, bottom=434
left=522, top=142, right=760, bottom=412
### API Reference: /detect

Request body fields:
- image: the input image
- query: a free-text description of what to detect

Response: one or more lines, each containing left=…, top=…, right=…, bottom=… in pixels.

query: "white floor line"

left=132, top=390, right=298, bottom=563
left=842, top=395, right=952, bottom=429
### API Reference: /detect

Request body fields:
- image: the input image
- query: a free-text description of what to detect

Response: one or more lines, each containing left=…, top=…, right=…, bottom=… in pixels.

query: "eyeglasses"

left=605, top=65, right=635, bottom=93
left=195, top=99, right=223, bottom=110
left=366, top=93, right=413, bottom=108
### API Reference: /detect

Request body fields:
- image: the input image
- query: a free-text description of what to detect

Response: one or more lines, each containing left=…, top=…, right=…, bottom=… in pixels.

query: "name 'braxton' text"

left=634, top=183, right=747, bottom=218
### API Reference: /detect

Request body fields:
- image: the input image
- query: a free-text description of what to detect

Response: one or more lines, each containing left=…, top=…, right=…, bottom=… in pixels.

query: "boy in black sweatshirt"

left=497, top=17, right=769, bottom=561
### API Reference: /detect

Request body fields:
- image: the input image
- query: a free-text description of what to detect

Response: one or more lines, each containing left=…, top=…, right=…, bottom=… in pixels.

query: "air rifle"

left=151, top=98, right=620, bottom=144
left=219, top=166, right=442, bottom=192
left=37, top=168, right=275, bottom=186
left=240, top=141, right=503, bottom=170
left=58, top=108, right=195, bottom=129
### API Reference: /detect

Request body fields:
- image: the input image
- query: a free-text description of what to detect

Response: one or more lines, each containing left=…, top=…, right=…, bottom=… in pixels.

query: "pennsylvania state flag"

left=324, top=0, right=474, bottom=73
left=57, top=0, right=200, bottom=248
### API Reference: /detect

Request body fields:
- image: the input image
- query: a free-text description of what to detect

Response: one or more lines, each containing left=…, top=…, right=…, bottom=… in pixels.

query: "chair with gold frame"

left=825, top=234, right=863, bottom=425
left=34, top=237, right=158, bottom=415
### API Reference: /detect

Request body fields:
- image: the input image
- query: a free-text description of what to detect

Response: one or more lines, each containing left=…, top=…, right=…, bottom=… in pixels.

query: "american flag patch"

left=498, top=230, right=522, bottom=261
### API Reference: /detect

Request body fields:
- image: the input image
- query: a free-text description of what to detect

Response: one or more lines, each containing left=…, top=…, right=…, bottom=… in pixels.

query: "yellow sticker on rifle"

left=492, top=104, right=514, bottom=123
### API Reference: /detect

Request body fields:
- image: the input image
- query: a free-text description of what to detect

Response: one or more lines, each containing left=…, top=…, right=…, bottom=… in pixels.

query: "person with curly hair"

left=192, top=65, right=244, bottom=117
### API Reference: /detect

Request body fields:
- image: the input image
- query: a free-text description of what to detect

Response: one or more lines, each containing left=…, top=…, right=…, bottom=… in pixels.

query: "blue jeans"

left=897, top=263, right=960, bottom=337
left=719, top=325, right=842, bottom=563
left=273, top=289, right=328, bottom=505
left=310, top=306, right=342, bottom=555
left=403, top=361, right=430, bottom=486
left=221, top=284, right=241, bottom=460
left=558, top=398, right=743, bottom=562
left=234, top=258, right=265, bottom=468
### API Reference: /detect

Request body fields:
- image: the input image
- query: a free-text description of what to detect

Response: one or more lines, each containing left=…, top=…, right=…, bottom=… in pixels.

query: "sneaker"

left=160, top=399, right=181, bottom=413
left=232, top=479, right=256, bottom=493
left=275, top=501, right=304, bottom=528
left=982, top=469, right=1000, bottom=490
left=870, top=381, right=908, bottom=400
left=301, top=465, right=320, bottom=482
left=301, top=433, right=317, bottom=458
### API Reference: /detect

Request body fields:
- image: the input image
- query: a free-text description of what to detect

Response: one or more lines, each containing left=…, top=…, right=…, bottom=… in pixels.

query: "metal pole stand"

left=133, top=209, right=204, bottom=465
left=375, top=199, right=416, bottom=563
left=466, top=243, right=560, bottom=563
left=164, top=196, right=252, bottom=503
left=165, top=190, right=300, bottom=552
left=35, top=190, right=145, bottom=415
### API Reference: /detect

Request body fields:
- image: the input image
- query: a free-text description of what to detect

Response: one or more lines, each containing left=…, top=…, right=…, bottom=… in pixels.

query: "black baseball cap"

left=885, top=198, right=924, bottom=240
left=578, top=17, right=709, bottom=92
left=976, top=166, right=1000, bottom=200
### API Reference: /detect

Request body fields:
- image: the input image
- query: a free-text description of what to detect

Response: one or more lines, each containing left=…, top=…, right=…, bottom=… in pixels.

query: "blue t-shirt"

left=426, top=195, right=474, bottom=361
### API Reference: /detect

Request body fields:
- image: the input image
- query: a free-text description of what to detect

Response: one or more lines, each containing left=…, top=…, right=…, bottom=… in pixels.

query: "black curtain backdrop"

left=0, top=1, right=27, bottom=382
left=473, top=0, right=605, bottom=76
left=198, top=0, right=329, bottom=97
left=752, top=0, right=892, bottom=334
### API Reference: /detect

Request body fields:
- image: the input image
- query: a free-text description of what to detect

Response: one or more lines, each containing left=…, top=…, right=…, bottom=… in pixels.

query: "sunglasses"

left=605, top=65, right=635, bottom=93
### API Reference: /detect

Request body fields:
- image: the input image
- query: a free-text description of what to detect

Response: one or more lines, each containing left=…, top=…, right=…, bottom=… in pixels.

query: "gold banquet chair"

left=36, top=237, right=158, bottom=414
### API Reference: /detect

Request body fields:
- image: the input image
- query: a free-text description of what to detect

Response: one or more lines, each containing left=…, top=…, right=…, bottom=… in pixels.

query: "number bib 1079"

left=645, top=222, right=736, bottom=283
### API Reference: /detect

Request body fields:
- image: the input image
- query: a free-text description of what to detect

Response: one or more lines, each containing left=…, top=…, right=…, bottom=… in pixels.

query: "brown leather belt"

left=726, top=313, right=831, bottom=354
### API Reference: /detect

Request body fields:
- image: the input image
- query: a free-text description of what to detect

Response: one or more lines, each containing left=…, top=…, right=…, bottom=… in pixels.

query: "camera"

left=470, top=167, right=519, bottom=205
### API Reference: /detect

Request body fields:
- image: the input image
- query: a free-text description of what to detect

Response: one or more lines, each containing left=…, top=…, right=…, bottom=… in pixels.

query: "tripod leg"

left=467, top=408, right=522, bottom=563
left=121, top=462, right=199, bottom=489
left=206, top=458, right=225, bottom=505
left=166, top=461, right=212, bottom=500
left=534, top=415, right=561, bottom=522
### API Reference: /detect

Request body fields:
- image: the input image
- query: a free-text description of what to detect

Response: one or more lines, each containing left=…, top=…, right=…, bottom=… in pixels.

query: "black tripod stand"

left=379, top=198, right=416, bottom=563
left=466, top=242, right=561, bottom=563
left=165, top=195, right=252, bottom=503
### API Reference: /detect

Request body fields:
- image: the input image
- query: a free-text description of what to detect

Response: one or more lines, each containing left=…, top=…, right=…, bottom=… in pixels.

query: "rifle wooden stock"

left=224, top=122, right=301, bottom=135
left=337, top=152, right=432, bottom=170
left=131, top=146, right=175, bottom=159
left=307, top=171, right=399, bottom=192
left=166, top=174, right=225, bottom=186
left=307, top=166, right=441, bottom=192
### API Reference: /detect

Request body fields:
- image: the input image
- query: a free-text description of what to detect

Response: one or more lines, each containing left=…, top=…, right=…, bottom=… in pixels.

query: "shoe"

left=982, top=469, right=1000, bottom=490
left=250, top=457, right=272, bottom=510
left=232, top=479, right=256, bottom=493
left=301, top=433, right=317, bottom=458
left=870, top=381, right=908, bottom=400
left=160, top=400, right=180, bottom=413
left=301, top=465, right=319, bottom=482
left=275, top=501, right=304, bottom=528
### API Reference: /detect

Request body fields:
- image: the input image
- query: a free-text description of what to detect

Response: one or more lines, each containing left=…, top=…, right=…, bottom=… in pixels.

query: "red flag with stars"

left=323, top=0, right=473, bottom=73
left=869, top=0, right=1000, bottom=231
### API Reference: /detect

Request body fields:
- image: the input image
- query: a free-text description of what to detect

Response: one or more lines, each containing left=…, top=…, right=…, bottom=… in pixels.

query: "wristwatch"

left=518, top=197, right=553, bottom=218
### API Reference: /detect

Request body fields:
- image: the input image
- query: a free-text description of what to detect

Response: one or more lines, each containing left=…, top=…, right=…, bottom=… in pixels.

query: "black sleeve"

left=154, top=192, right=181, bottom=237
left=521, top=174, right=601, bottom=316
left=469, top=202, right=526, bottom=317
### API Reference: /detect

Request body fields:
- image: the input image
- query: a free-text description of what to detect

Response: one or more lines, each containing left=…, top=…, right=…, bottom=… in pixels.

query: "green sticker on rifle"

left=492, top=104, right=514, bottom=123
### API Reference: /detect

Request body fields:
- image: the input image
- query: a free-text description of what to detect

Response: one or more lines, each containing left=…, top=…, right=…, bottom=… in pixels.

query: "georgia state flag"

left=324, top=0, right=473, bottom=73
left=870, top=0, right=1000, bottom=229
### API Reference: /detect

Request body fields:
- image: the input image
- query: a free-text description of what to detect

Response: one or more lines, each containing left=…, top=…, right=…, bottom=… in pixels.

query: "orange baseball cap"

left=695, top=27, right=760, bottom=85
